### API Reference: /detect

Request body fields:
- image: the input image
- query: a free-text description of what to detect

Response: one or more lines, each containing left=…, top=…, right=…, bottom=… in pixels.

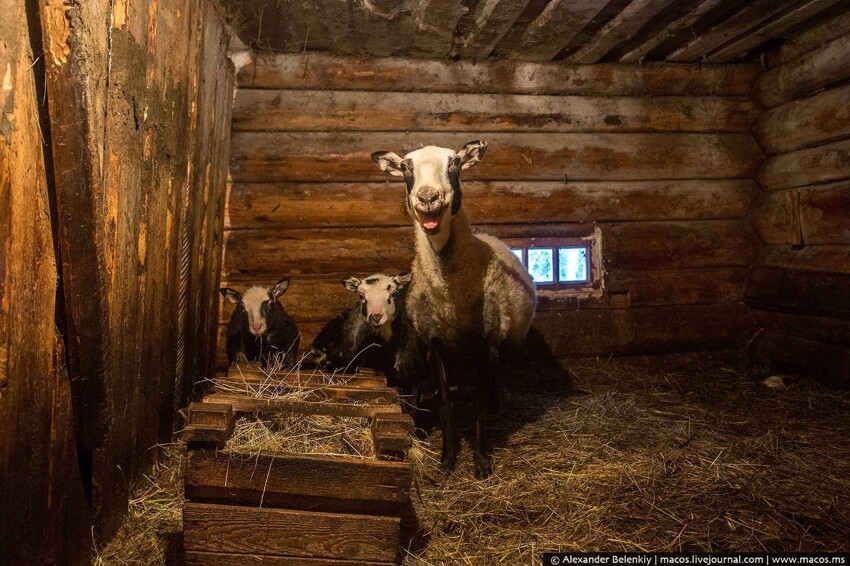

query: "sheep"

left=371, top=140, right=537, bottom=479
left=220, top=277, right=300, bottom=369
left=310, top=273, right=430, bottom=412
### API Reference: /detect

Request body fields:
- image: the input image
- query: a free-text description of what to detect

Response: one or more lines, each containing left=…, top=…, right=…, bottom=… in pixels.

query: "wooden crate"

left=182, top=361, right=414, bottom=564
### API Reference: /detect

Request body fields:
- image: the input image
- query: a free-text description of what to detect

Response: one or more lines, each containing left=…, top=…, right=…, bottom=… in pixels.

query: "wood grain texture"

left=183, top=502, right=400, bottom=561
left=232, top=90, right=759, bottom=133
left=759, top=137, right=850, bottom=191
left=754, top=82, right=850, bottom=155
left=800, top=181, right=850, bottom=244
left=239, top=52, right=759, bottom=96
left=230, top=132, right=761, bottom=183
left=185, top=551, right=391, bottom=565
left=185, top=449, right=412, bottom=515
left=757, top=244, right=850, bottom=274
left=204, top=392, right=403, bottom=418
left=753, top=309, right=850, bottom=347
left=766, top=9, right=850, bottom=68
left=746, top=267, right=850, bottom=319
left=226, top=179, right=759, bottom=230
left=456, top=0, right=532, bottom=59
left=751, top=331, right=850, bottom=387
left=755, top=32, right=850, bottom=108
left=749, top=189, right=803, bottom=245
left=506, top=0, right=609, bottom=61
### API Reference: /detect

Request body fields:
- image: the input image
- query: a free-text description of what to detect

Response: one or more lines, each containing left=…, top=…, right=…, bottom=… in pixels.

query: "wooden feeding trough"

left=181, top=360, right=414, bottom=564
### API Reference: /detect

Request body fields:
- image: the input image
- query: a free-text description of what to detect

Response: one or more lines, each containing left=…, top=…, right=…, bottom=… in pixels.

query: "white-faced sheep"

left=371, top=141, right=537, bottom=479
left=220, top=278, right=300, bottom=369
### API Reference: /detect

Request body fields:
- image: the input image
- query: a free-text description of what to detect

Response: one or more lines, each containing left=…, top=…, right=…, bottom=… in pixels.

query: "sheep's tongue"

left=420, top=211, right=441, bottom=230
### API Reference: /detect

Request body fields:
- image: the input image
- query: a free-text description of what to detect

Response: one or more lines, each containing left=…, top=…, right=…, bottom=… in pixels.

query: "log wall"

left=37, top=0, right=234, bottom=539
left=220, top=53, right=763, bottom=366
left=748, top=31, right=850, bottom=386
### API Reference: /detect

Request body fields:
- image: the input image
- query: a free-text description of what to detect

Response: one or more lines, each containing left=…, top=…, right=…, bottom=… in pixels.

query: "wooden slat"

left=506, top=0, right=609, bottom=61
left=753, top=82, right=850, bottom=155
left=753, top=309, right=850, bottom=347
left=222, top=364, right=387, bottom=388
left=183, top=402, right=236, bottom=446
left=618, top=0, right=726, bottom=63
left=755, top=32, right=850, bottom=108
left=565, top=0, right=678, bottom=64
left=412, top=0, right=468, bottom=57
left=665, top=0, right=793, bottom=62
left=225, top=179, right=759, bottom=230
left=185, top=449, right=411, bottom=515
left=745, top=267, right=850, bottom=319
left=232, top=90, right=759, bottom=133
left=186, top=551, right=390, bottom=566
left=767, top=9, right=850, bottom=68
left=239, top=52, right=759, bottom=96
left=705, top=0, right=847, bottom=63
left=749, top=189, right=802, bottom=245
left=751, top=331, right=850, bottom=387
left=222, top=220, right=758, bottom=278
left=183, top=502, right=400, bottom=561
left=230, top=132, right=761, bottom=183
left=214, top=382, right=399, bottom=404
left=759, top=138, right=850, bottom=191
left=456, top=0, right=532, bottom=59
left=205, top=392, right=402, bottom=418
left=757, top=244, right=850, bottom=274
left=800, top=182, right=850, bottom=245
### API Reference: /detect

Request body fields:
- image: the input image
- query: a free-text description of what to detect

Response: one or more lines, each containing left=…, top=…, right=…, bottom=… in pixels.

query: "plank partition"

left=220, top=53, right=762, bottom=366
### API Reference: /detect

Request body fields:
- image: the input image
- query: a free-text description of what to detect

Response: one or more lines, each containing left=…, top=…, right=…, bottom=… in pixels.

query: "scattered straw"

left=93, top=443, right=186, bottom=566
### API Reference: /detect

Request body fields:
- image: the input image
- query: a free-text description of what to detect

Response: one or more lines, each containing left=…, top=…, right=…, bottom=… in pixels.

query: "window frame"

left=506, top=236, right=599, bottom=292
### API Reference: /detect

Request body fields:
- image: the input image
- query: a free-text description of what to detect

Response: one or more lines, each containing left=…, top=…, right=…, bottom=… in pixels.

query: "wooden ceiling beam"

left=704, top=0, right=847, bottom=63
left=456, top=0, right=533, bottom=59
left=506, top=0, right=610, bottom=62
left=412, top=0, right=469, bottom=57
left=565, top=0, right=680, bottom=64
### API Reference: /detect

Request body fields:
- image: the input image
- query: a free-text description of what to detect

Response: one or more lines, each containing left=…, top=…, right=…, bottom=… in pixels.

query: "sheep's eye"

left=358, top=293, right=365, bottom=301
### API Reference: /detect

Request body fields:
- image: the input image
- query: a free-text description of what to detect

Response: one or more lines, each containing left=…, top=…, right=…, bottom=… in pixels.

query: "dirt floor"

left=402, top=355, right=850, bottom=564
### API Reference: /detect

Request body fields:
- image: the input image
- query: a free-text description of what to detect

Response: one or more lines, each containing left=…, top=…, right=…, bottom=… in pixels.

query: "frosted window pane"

left=528, top=248, right=554, bottom=283
left=509, top=248, right=524, bottom=265
left=559, top=247, right=588, bottom=282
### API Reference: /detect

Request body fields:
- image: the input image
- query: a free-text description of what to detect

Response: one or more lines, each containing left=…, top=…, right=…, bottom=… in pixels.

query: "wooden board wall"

left=38, top=0, right=234, bottom=539
left=0, top=0, right=90, bottom=562
left=220, top=53, right=763, bottom=366
left=748, top=30, right=850, bottom=386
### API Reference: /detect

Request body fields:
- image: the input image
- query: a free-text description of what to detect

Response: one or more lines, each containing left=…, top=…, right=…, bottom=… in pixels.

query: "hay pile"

left=93, top=443, right=185, bottom=565
left=225, top=413, right=375, bottom=458
left=403, top=357, right=850, bottom=563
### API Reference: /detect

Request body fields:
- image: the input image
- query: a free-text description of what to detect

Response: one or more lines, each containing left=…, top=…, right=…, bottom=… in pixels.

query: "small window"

left=504, top=234, right=600, bottom=294
left=558, top=246, right=589, bottom=283
left=527, top=248, right=554, bottom=283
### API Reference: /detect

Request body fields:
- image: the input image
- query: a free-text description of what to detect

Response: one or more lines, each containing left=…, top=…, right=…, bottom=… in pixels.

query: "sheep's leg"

left=473, top=349, right=497, bottom=479
left=429, top=341, right=457, bottom=473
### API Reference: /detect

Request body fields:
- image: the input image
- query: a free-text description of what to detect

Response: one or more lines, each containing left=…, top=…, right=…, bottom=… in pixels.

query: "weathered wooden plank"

left=618, top=0, right=726, bottom=63
left=751, top=331, right=850, bottom=387
left=767, top=9, right=850, bottom=68
left=748, top=189, right=803, bottom=245
left=759, top=138, right=850, bottom=191
left=566, top=0, right=679, bottom=64
left=183, top=502, right=400, bottom=561
left=666, top=0, right=794, bottom=62
left=745, top=267, right=850, bottom=319
left=185, top=449, right=411, bottom=515
left=226, top=179, right=759, bottom=230
left=456, top=0, right=532, bottom=59
left=755, top=32, right=850, bottom=108
left=505, top=0, right=608, bottom=61
left=222, top=220, right=758, bottom=278
left=800, top=181, right=850, bottom=245
left=232, top=90, right=759, bottom=133
left=705, top=0, right=847, bottom=63
left=239, top=52, right=759, bottom=96
left=412, top=0, right=468, bottom=56
left=754, top=82, right=850, bottom=155
left=205, top=392, right=402, bottom=418
left=753, top=309, right=850, bottom=347
left=372, top=413, right=415, bottom=437
left=230, top=132, right=761, bottom=183
left=185, top=551, right=391, bottom=565
left=214, top=382, right=400, bottom=404
left=757, top=244, right=850, bottom=274
left=221, top=365, right=387, bottom=388
left=183, top=402, right=236, bottom=445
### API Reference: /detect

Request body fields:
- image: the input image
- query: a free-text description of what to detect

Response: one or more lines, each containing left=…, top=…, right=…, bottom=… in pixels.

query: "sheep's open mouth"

left=415, top=207, right=447, bottom=234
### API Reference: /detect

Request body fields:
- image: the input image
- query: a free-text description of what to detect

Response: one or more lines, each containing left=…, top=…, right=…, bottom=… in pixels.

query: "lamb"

left=220, top=277, right=300, bottom=369
left=371, top=140, right=537, bottom=479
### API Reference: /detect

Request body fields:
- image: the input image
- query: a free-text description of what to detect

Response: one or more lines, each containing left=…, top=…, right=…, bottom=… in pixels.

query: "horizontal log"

left=204, top=392, right=402, bottom=418
left=221, top=365, right=387, bottom=388
left=222, top=220, right=759, bottom=278
left=759, top=138, right=850, bottom=191
left=755, top=32, right=850, bottom=108
left=183, top=502, right=399, bottom=561
left=239, top=52, right=759, bottom=96
left=745, top=267, right=850, bottom=319
left=800, top=182, right=850, bottom=245
left=230, top=132, right=762, bottom=183
left=226, top=179, right=759, bottom=230
left=756, top=245, right=850, bottom=274
left=751, top=331, right=850, bottom=387
left=752, top=309, right=850, bottom=347
left=185, top=449, right=411, bottom=515
left=753, top=82, right=850, bottom=155
left=767, top=10, right=850, bottom=69
left=232, top=90, right=759, bottom=133
left=749, top=189, right=802, bottom=245
left=185, top=551, right=390, bottom=566
left=213, top=382, right=399, bottom=404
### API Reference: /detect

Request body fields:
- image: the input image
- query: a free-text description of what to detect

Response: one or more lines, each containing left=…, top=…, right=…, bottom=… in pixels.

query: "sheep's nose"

left=369, top=314, right=383, bottom=326
left=418, top=193, right=439, bottom=206
left=252, top=323, right=263, bottom=333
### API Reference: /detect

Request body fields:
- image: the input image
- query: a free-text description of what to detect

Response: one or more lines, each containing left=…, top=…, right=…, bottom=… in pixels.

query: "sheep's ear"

left=342, top=277, right=361, bottom=293
left=272, top=277, right=290, bottom=298
left=457, top=140, right=487, bottom=170
left=371, top=151, right=404, bottom=177
left=220, top=288, right=241, bottom=304
left=392, top=272, right=412, bottom=290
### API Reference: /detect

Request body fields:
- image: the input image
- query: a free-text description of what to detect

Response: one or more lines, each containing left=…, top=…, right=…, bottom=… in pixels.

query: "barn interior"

left=2, top=0, right=849, bottom=563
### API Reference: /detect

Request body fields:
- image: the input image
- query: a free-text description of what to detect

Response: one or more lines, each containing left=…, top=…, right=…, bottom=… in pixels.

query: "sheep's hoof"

left=474, top=456, right=492, bottom=480
left=439, top=455, right=457, bottom=474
